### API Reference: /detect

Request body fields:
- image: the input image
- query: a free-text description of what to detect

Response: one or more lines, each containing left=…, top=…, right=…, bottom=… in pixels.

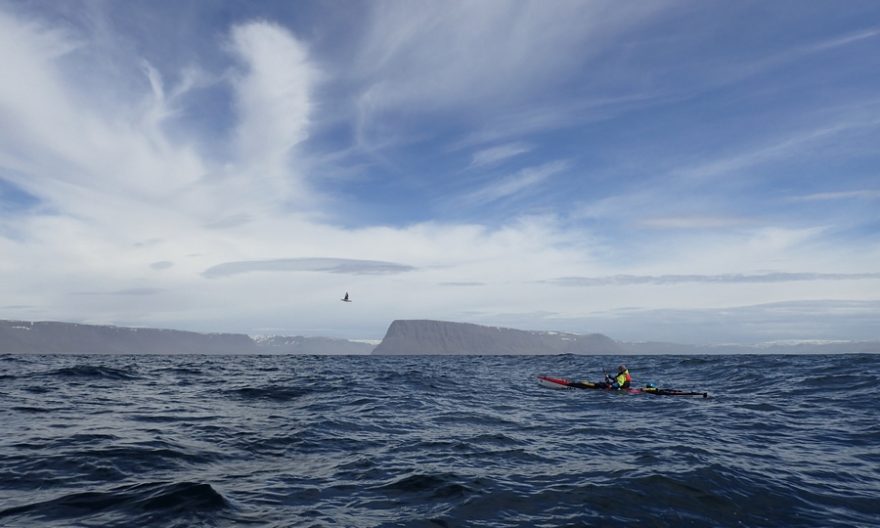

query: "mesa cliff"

left=372, top=319, right=621, bottom=355
left=0, top=320, right=374, bottom=355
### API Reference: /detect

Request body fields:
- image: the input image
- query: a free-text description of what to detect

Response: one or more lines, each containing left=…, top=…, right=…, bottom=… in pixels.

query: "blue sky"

left=1, top=0, right=879, bottom=343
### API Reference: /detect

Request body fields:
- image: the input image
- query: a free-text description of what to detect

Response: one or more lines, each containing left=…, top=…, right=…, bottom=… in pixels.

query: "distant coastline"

left=1, top=318, right=877, bottom=355
left=0, top=320, right=373, bottom=355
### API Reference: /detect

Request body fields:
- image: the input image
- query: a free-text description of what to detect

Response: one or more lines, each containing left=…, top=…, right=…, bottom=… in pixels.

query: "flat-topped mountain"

left=371, top=320, right=880, bottom=355
left=372, top=319, right=621, bottom=355
left=0, top=320, right=374, bottom=355
left=0, top=320, right=256, bottom=355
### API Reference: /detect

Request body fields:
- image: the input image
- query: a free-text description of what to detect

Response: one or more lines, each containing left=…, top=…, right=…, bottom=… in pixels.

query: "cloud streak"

left=230, top=21, right=314, bottom=171
left=202, top=258, right=417, bottom=278
left=788, top=190, right=880, bottom=202
left=549, top=272, right=880, bottom=287
left=72, top=288, right=165, bottom=296
left=637, top=216, right=753, bottom=230
left=463, top=161, right=568, bottom=205
left=675, top=117, right=880, bottom=182
left=584, top=300, right=880, bottom=343
left=469, top=142, right=532, bottom=168
left=351, top=1, right=669, bottom=146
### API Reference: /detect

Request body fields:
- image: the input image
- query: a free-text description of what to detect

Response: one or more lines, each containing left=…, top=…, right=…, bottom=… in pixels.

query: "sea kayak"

left=537, top=375, right=708, bottom=398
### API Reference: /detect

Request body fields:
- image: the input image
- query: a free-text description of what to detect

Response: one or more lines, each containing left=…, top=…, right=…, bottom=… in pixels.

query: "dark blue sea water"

left=1, top=353, right=879, bottom=528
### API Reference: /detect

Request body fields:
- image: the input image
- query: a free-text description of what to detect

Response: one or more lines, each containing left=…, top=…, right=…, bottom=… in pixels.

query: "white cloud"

left=549, top=272, right=880, bottom=287
left=789, top=189, right=880, bottom=202
left=351, top=1, right=669, bottom=143
left=638, top=216, right=753, bottom=230
left=676, top=122, right=863, bottom=182
left=73, top=288, right=165, bottom=296
left=699, top=27, right=880, bottom=91
left=228, top=21, right=316, bottom=203
left=573, top=300, right=880, bottom=344
left=469, top=142, right=532, bottom=168
left=805, top=27, right=880, bottom=52
left=463, top=161, right=568, bottom=205
left=0, top=11, right=209, bottom=225
left=202, top=257, right=416, bottom=278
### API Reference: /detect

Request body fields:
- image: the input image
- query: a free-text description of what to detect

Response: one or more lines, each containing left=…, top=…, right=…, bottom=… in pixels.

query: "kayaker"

left=605, top=365, right=632, bottom=389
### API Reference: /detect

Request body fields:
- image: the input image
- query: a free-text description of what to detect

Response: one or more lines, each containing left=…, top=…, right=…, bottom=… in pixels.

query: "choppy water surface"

left=1, top=353, right=879, bottom=527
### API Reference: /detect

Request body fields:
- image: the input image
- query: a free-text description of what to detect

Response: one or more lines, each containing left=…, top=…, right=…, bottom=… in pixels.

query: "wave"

left=0, top=355, right=33, bottom=363
left=41, top=365, right=140, bottom=380
left=5, top=441, right=228, bottom=489
left=425, top=464, right=845, bottom=527
left=127, top=413, right=217, bottom=423
left=9, top=405, right=59, bottom=414
left=0, top=481, right=231, bottom=526
left=225, top=384, right=316, bottom=401
left=372, top=472, right=474, bottom=500
left=22, top=384, right=54, bottom=393
left=153, top=366, right=204, bottom=376
left=93, top=442, right=226, bottom=469
left=375, top=368, right=460, bottom=391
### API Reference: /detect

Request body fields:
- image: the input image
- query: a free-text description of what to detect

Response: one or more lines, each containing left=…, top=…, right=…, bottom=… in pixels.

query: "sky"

left=1, top=0, right=879, bottom=344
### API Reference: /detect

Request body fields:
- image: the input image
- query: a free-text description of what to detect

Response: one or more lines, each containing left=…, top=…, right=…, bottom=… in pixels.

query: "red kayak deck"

left=537, top=375, right=708, bottom=398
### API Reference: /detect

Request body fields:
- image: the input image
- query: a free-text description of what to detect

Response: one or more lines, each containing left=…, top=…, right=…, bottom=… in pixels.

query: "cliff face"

left=0, top=320, right=257, bottom=355
left=0, top=320, right=376, bottom=355
left=372, top=319, right=622, bottom=355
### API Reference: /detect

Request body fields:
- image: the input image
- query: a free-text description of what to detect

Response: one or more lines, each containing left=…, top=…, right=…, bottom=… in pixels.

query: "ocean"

left=1, top=353, right=878, bottom=527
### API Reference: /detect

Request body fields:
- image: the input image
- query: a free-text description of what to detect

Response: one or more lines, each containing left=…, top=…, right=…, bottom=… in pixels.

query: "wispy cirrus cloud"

left=463, top=160, right=568, bottom=205
left=469, top=142, right=532, bottom=168
left=202, top=257, right=417, bottom=278
left=675, top=116, right=880, bottom=182
left=804, top=26, right=880, bottom=53
left=548, top=272, right=880, bottom=287
left=351, top=0, right=670, bottom=146
left=72, top=288, right=165, bottom=296
left=705, top=26, right=880, bottom=89
left=638, top=216, right=753, bottom=230
left=788, top=189, right=880, bottom=202
left=582, top=299, right=880, bottom=343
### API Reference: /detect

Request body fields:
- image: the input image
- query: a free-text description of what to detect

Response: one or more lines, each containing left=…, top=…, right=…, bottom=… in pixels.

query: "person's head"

left=618, top=365, right=627, bottom=373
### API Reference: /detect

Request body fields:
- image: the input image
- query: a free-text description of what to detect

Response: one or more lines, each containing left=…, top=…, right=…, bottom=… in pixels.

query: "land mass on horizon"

left=1, top=318, right=878, bottom=355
